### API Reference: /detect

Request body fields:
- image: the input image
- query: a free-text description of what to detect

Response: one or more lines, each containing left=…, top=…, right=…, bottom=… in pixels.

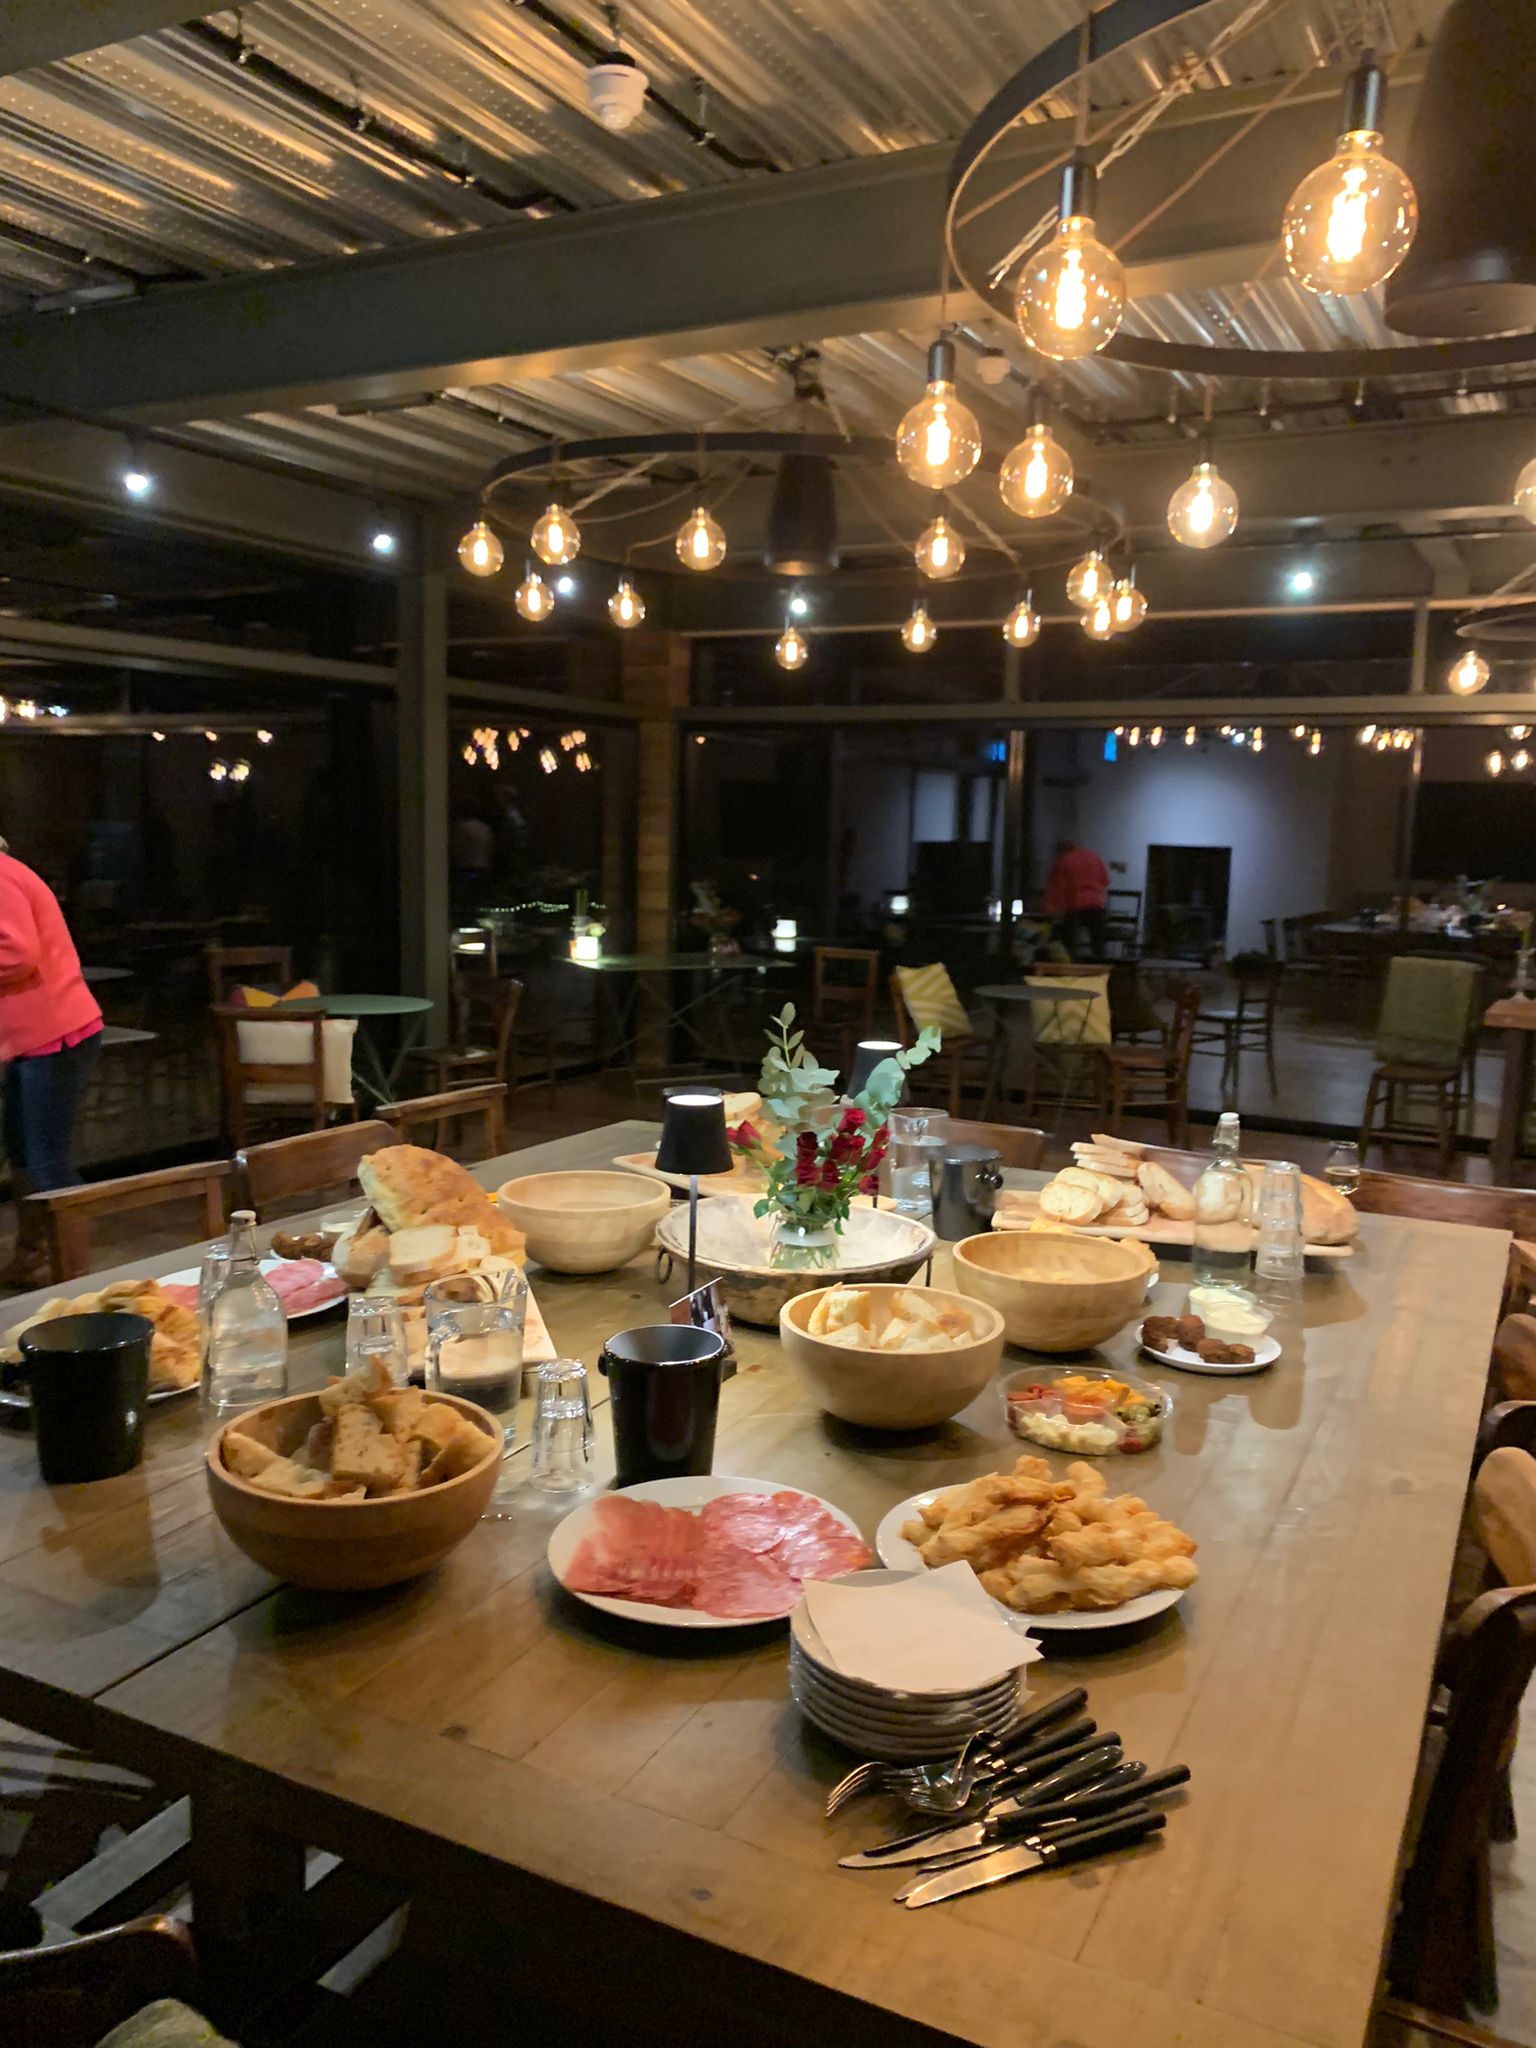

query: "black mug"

left=20, top=1311, right=153, bottom=1484
left=599, top=1324, right=727, bottom=1487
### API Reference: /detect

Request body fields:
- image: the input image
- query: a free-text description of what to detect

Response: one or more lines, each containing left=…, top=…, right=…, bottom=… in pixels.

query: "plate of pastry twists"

left=876, top=1454, right=1197, bottom=1630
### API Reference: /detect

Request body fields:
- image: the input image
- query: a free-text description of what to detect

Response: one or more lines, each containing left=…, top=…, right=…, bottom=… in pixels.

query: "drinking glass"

left=529, top=1359, right=595, bottom=1494
left=424, top=1268, right=528, bottom=1330
left=197, top=1238, right=231, bottom=1365
left=888, top=1107, right=948, bottom=1217
left=426, top=1293, right=526, bottom=1520
left=1323, top=1141, right=1361, bottom=1197
left=345, top=1296, right=407, bottom=1383
left=1253, top=1160, right=1306, bottom=1304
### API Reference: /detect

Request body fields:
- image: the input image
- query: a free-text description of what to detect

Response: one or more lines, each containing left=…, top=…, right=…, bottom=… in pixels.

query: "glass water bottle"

left=1191, top=1111, right=1253, bottom=1290
left=202, top=1209, right=288, bottom=1421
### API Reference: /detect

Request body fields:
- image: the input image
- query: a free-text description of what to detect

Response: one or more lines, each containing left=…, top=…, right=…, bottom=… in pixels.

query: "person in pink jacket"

left=0, top=843, right=103, bottom=1281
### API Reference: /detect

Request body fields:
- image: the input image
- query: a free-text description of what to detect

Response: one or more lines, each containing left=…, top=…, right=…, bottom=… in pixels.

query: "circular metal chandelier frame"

left=945, top=0, right=1536, bottom=382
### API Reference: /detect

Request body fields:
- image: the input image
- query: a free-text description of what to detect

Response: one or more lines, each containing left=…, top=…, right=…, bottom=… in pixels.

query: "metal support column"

left=396, top=551, right=450, bottom=1028
left=998, top=644, right=1027, bottom=960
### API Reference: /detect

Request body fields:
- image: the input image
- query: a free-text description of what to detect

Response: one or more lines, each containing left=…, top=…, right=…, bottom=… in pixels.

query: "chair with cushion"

left=1361, top=958, right=1485, bottom=1175
left=0, top=1913, right=208, bottom=2048
left=890, top=964, right=989, bottom=1116
left=1020, top=965, right=1112, bottom=1120
left=1191, top=950, right=1283, bottom=1102
left=237, top=1119, right=399, bottom=1218
left=203, top=947, right=292, bottom=1008
left=409, top=974, right=556, bottom=1108
left=380, top=1083, right=506, bottom=1158
left=27, top=1162, right=232, bottom=1283
left=211, top=1006, right=357, bottom=1154
left=1105, top=982, right=1202, bottom=1145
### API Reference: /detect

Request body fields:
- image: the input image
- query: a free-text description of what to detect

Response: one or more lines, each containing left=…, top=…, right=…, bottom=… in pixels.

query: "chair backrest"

left=893, top=962, right=971, bottom=1038
left=451, top=973, right=522, bottom=1063
left=213, top=1006, right=333, bottom=1152
left=1261, top=917, right=1281, bottom=960
left=1167, top=982, right=1203, bottom=1073
left=237, top=1119, right=400, bottom=1216
left=205, top=944, right=292, bottom=1007
left=1493, top=1314, right=1536, bottom=1405
left=380, top=1084, right=506, bottom=1159
left=1375, top=955, right=1482, bottom=1068
left=27, top=1162, right=231, bottom=1283
left=1228, top=950, right=1283, bottom=1019
left=1351, top=1169, right=1536, bottom=1238
left=1, top=1912, right=199, bottom=2048
left=1473, top=1446, right=1536, bottom=1588
left=812, top=948, right=879, bottom=1028
left=942, top=1119, right=1046, bottom=1170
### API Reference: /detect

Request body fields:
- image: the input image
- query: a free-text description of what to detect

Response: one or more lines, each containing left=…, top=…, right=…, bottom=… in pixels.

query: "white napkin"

left=801, top=1564, right=1042, bottom=1694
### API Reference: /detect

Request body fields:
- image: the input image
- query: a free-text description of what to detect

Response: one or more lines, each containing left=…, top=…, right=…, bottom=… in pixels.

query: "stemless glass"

left=345, top=1296, right=407, bottom=1382
left=529, top=1359, right=595, bottom=1494
left=425, top=1285, right=527, bottom=1520
left=1253, top=1160, right=1306, bottom=1304
left=1323, top=1141, right=1361, bottom=1197
left=888, top=1107, right=948, bottom=1217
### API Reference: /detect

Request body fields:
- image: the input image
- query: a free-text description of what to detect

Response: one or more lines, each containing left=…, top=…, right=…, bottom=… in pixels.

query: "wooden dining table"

left=0, top=1119, right=1513, bottom=2048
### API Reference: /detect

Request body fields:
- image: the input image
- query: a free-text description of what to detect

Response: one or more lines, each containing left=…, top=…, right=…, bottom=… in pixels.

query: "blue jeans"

left=3, top=1031, right=102, bottom=1192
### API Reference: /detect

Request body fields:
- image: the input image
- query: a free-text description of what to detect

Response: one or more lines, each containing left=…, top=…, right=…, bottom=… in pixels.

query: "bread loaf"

left=1136, top=1160, right=1197, bottom=1222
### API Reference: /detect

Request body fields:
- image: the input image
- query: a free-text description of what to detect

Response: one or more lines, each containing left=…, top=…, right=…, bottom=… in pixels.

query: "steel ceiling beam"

left=0, top=3, right=200, bottom=74
left=0, top=76, right=1412, bottom=420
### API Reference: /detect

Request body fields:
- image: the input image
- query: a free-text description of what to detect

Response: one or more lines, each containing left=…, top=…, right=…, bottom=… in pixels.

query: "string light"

left=894, top=336, right=982, bottom=489
left=151, top=730, right=165, bottom=742
left=607, top=577, right=644, bottom=627
left=1511, top=727, right=1534, bottom=741
left=229, top=760, right=251, bottom=784
left=1082, top=593, right=1116, bottom=640
left=1447, top=648, right=1490, bottom=695
left=462, top=743, right=477, bottom=766
left=1110, top=570, right=1146, bottom=632
left=514, top=570, right=555, bottom=621
left=574, top=750, right=593, bottom=772
left=1014, top=158, right=1125, bottom=360
left=1184, top=725, right=1197, bottom=746
left=774, top=621, right=809, bottom=671
left=914, top=513, right=965, bottom=580
left=1002, top=593, right=1040, bottom=647
left=1489, top=750, right=1506, bottom=777
left=1515, top=749, right=1532, bottom=773
left=457, top=519, right=504, bottom=577
left=901, top=603, right=936, bottom=653
left=1251, top=726, right=1265, bottom=753
left=531, top=502, right=580, bottom=566
left=1127, top=725, right=1142, bottom=747
left=1065, top=548, right=1108, bottom=610
left=538, top=747, right=558, bottom=773
left=256, top=728, right=273, bottom=744
left=998, top=418, right=1073, bottom=518
left=676, top=506, right=727, bottom=571
left=1168, top=453, right=1238, bottom=548
left=1281, top=58, right=1417, bottom=296
left=1308, top=729, right=1323, bottom=756
left=209, top=760, right=228, bottom=783
left=1292, top=723, right=1308, bottom=739
left=1148, top=725, right=1164, bottom=748
left=1358, top=724, right=1378, bottom=745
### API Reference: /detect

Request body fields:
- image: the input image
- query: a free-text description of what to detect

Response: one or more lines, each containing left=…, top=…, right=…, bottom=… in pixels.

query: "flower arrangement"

left=728, top=1006, right=940, bottom=1249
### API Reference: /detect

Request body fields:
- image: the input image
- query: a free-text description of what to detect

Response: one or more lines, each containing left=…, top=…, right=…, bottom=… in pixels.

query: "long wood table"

left=0, top=1119, right=1513, bottom=2048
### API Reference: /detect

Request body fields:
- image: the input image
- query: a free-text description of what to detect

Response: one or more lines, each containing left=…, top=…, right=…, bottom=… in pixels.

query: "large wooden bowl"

left=496, top=1169, right=670, bottom=1273
left=951, top=1230, right=1155, bottom=1353
left=654, top=1196, right=936, bottom=1327
left=206, top=1391, right=500, bottom=1591
left=779, top=1285, right=1005, bottom=1429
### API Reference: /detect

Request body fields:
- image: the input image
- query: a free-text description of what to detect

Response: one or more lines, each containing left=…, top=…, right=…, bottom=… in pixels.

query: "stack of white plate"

left=789, top=1569, right=1025, bottom=1761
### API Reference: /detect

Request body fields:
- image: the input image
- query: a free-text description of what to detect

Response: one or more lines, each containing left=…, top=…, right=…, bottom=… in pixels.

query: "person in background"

left=1042, top=837, right=1111, bottom=959
left=0, top=839, right=103, bottom=1284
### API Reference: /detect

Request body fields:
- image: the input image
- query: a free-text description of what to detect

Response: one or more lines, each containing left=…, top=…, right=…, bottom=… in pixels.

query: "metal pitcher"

left=932, top=1145, right=1005, bottom=1241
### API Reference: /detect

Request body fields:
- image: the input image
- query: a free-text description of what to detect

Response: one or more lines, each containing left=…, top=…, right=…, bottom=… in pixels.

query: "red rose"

left=839, top=1105, right=867, bottom=1131
left=796, top=1128, right=818, bottom=1158
left=727, top=1119, right=760, bottom=1149
left=819, top=1161, right=840, bottom=1189
left=795, top=1158, right=818, bottom=1186
left=859, top=1171, right=880, bottom=1194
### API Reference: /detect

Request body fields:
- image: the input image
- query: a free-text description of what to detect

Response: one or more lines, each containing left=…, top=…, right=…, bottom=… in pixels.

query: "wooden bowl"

left=654, top=1196, right=936, bottom=1327
left=951, top=1230, right=1155, bottom=1354
left=495, top=1170, right=670, bottom=1274
left=206, top=1391, right=500, bottom=1591
left=779, top=1285, right=1005, bottom=1429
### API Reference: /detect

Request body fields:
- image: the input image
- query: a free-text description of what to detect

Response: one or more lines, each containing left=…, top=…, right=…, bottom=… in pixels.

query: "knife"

left=839, top=1743, right=1124, bottom=1868
left=890, top=1766, right=1190, bottom=1882
left=991, top=1686, right=1087, bottom=1750
left=902, top=1806, right=1167, bottom=1909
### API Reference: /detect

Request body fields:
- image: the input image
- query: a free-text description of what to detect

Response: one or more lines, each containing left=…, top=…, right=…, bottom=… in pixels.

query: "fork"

left=825, top=1732, right=993, bottom=1819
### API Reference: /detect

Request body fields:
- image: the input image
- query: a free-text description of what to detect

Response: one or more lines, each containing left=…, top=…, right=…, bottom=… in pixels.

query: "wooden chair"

left=889, top=970, right=988, bottom=1117
left=1191, top=951, right=1282, bottom=1101
left=410, top=974, right=557, bottom=1107
left=942, top=1119, right=1046, bottom=1170
left=237, top=1118, right=399, bottom=1217
left=1, top=1912, right=199, bottom=2048
left=204, top=944, right=292, bottom=1007
left=211, top=1005, right=356, bottom=1153
left=1350, top=1171, right=1536, bottom=1239
left=1105, top=982, right=1202, bottom=1145
left=1388, top=1446, right=1536, bottom=2017
left=812, top=947, right=880, bottom=1069
left=26, top=1161, right=231, bottom=1283
left=380, top=1083, right=506, bottom=1159
left=1362, top=957, right=1484, bottom=1177
left=1492, top=1315, right=1536, bottom=1404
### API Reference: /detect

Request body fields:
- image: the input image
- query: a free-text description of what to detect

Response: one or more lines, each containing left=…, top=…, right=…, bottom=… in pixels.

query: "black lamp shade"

left=656, top=1091, right=734, bottom=1177
left=845, top=1039, right=904, bottom=1101
left=764, top=450, right=839, bottom=576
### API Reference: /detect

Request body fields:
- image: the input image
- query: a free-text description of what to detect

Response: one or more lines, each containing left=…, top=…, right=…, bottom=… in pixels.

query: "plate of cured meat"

left=547, top=1476, right=872, bottom=1629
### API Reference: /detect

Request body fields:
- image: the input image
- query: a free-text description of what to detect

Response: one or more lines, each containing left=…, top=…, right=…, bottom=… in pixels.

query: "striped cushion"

left=1027, top=971, right=1111, bottom=1046
left=896, top=963, right=970, bottom=1037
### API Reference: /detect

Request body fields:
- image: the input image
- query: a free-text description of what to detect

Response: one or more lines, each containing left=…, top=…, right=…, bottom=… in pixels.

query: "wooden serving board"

left=992, top=1188, right=1356, bottom=1261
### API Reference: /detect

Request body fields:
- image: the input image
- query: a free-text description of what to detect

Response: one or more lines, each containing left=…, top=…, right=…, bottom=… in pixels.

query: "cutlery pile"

left=830, top=1688, right=1188, bottom=1909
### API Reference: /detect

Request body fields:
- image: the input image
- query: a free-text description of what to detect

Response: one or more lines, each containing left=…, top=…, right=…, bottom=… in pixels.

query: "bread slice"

left=224, top=1428, right=280, bottom=1480
left=331, top=1404, right=407, bottom=1492
left=1039, top=1178, right=1103, bottom=1224
left=333, top=1223, right=390, bottom=1289
left=1071, top=1147, right=1138, bottom=1179
left=388, top=1224, right=460, bottom=1284
left=1137, top=1160, right=1196, bottom=1221
left=1054, top=1167, right=1104, bottom=1194
left=1091, top=1133, right=1145, bottom=1156
left=250, top=1454, right=332, bottom=1499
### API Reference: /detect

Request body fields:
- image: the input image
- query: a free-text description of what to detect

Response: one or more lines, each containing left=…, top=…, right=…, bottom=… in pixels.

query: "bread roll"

left=1039, top=1178, right=1102, bottom=1224
left=1136, top=1161, right=1196, bottom=1222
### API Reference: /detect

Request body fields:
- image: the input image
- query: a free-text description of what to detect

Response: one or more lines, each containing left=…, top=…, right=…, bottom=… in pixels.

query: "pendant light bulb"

left=999, top=421, right=1074, bottom=518
left=1082, top=593, right=1117, bottom=641
left=1489, top=750, right=1506, bottom=777
left=457, top=518, right=504, bottom=577
left=607, top=577, right=645, bottom=628
left=914, top=513, right=965, bottom=581
left=1515, top=456, right=1536, bottom=524
left=1167, top=456, right=1238, bottom=548
left=774, top=622, right=809, bottom=672
left=531, top=500, right=581, bottom=566
left=1065, top=548, right=1108, bottom=611
left=1110, top=572, right=1147, bottom=632
left=901, top=604, right=937, bottom=654
left=514, top=569, right=555, bottom=622
left=1447, top=648, right=1490, bottom=696
left=1002, top=593, right=1040, bottom=647
left=676, top=505, right=727, bottom=571
left=1014, top=160, right=1126, bottom=360
left=1281, top=61, right=1417, bottom=296
left=895, top=337, right=982, bottom=489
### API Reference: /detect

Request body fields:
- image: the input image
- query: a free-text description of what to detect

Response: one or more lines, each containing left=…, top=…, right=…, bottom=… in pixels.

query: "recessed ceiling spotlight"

left=788, top=593, right=809, bottom=618
left=555, top=574, right=577, bottom=596
left=1288, top=567, right=1316, bottom=596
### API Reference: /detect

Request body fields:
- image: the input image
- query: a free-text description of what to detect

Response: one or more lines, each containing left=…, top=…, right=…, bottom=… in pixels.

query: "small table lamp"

left=845, top=1038, right=904, bottom=1102
left=657, top=1091, right=733, bottom=1294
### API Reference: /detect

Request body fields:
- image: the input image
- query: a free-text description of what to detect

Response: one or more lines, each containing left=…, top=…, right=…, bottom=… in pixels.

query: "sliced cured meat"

left=563, top=1495, right=701, bottom=1604
left=156, top=1282, right=200, bottom=1311
left=698, top=1493, right=786, bottom=1553
left=265, top=1259, right=345, bottom=1316
left=691, top=1540, right=799, bottom=1620
left=766, top=1491, right=873, bottom=1582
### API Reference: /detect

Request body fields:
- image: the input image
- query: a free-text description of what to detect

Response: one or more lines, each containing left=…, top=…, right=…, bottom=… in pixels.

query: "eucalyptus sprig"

left=755, top=1004, right=840, bottom=1127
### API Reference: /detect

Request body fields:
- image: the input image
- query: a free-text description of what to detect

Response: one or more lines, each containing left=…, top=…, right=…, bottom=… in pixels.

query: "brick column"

left=619, top=632, right=689, bottom=1067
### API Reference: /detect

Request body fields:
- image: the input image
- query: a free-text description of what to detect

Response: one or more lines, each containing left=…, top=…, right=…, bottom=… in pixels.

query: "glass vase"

left=768, top=1209, right=841, bottom=1270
